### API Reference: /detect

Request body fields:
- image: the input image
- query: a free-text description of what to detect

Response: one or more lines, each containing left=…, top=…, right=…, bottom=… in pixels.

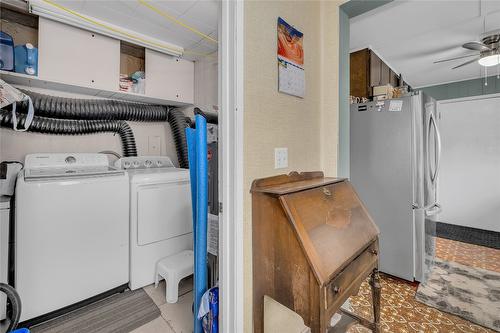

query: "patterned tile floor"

left=434, top=237, right=500, bottom=273
left=346, top=237, right=499, bottom=333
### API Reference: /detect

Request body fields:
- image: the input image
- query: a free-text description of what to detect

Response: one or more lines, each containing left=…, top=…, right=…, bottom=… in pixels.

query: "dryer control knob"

left=65, top=156, right=76, bottom=164
left=145, top=160, right=152, bottom=167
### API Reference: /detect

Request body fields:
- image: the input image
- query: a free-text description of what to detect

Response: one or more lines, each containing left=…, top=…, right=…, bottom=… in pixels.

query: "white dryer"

left=15, top=154, right=129, bottom=322
left=115, top=157, right=193, bottom=290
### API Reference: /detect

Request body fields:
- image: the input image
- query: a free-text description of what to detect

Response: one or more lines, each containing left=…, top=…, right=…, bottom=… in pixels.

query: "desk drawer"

left=325, top=241, right=378, bottom=310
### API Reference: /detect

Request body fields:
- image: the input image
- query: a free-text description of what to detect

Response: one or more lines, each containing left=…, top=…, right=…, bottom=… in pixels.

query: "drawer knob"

left=323, top=188, right=332, bottom=196
left=332, top=286, right=341, bottom=294
left=371, top=249, right=378, bottom=255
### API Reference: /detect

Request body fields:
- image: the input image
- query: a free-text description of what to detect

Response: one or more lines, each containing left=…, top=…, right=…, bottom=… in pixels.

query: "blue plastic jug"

left=15, top=43, right=38, bottom=76
left=0, top=31, right=15, bottom=71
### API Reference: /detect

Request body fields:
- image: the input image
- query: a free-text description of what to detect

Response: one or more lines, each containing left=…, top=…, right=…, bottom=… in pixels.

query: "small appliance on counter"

left=0, top=32, right=15, bottom=71
left=14, top=43, right=38, bottom=76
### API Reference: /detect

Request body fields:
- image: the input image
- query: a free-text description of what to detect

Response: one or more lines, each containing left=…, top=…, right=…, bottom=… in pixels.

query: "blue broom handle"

left=194, top=115, right=208, bottom=333
left=186, top=127, right=197, bottom=239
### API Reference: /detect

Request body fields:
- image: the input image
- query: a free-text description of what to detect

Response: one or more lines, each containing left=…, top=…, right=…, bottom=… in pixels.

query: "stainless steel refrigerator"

left=350, top=91, right=441, bottom=282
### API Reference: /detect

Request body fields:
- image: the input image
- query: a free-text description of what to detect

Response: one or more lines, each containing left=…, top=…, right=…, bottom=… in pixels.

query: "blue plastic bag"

left=197, top=286, right=218, bottom=333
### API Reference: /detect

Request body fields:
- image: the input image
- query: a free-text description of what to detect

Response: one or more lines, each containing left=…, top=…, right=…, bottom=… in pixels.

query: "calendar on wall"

left=277, top=17, right=305, bottom=98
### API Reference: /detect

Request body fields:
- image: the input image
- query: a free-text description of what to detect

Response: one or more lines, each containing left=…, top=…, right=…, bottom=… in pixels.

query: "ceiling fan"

left=434, top=33, right=500, bottom=69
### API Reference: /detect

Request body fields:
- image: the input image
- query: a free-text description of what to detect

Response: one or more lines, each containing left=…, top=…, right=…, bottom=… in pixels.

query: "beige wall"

left=243, top=1, right=340, bottom=331
left=0, top=53, right=218, bottom=165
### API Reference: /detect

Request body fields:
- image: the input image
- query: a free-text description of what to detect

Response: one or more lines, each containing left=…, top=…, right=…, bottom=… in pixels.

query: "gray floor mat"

left=30, top=289, right=160, bottom=333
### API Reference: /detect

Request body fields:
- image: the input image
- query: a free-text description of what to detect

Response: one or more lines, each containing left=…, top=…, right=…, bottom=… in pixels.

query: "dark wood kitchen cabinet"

left=350, top=48, right=371, bottom=98
left=369, top=51, right=382, bottom=88
left=350, top=48, right=400, bottom=99
left=251, top=171, right=381, bottom=333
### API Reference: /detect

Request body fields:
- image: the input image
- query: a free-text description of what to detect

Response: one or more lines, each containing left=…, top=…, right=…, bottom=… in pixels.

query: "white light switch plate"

left=274, top=148, right=288, bottom=169
left=148, top=136, right=161, bottom=155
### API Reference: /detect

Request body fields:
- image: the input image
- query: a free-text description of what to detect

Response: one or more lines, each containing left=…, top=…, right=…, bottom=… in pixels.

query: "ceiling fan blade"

left=462, top=41, right=491, bottom=51
left=434, top=53, right=479, bottom=64
left=452, top=57, right=480, bottom=69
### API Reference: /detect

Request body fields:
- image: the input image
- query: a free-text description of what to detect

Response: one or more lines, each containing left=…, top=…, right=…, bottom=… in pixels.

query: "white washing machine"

left=15, top=153, right=129, bottom=322
left=0, top=196, right=10, bottom=321
left=115, top=156, right=192, bottom=290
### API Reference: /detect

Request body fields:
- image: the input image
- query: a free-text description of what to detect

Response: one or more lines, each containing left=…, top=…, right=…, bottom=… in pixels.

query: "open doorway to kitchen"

left=339, top=1, right=500, bottom=332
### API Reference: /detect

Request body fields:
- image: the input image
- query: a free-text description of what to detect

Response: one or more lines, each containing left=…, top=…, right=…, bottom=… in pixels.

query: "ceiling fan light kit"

left=435, top=33, right=500, bottom=70
left=478, top=54, right=500, bottom=67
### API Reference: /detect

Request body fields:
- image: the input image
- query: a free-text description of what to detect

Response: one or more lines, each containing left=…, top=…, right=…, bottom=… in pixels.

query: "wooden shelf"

left=0, top=70, right=190, bottom=107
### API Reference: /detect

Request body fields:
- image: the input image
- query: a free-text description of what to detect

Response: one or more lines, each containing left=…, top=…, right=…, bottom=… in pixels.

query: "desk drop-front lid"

left=253, top=172, right=379, bottom=286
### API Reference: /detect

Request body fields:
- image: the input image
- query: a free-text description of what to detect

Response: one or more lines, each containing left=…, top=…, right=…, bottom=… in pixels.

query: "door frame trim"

left=219, top=0, right=244, bottom=332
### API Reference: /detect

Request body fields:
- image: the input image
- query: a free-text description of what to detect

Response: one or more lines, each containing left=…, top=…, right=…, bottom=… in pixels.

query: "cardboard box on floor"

left=263, top=295, right=311, bottom=333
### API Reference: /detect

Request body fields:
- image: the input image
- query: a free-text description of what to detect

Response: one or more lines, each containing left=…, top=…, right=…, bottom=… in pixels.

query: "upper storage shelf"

left=0, top=70, right=186, bottom=106
left=1, top=16, right=194, bottom=106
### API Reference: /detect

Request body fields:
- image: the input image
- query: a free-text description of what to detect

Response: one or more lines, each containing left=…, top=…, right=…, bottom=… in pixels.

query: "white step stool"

left=155, top=250, right=194, bottom=303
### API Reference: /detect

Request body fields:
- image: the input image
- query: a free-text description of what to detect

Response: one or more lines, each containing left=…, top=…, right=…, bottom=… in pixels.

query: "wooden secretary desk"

left=251, top=172, right=381, bottom=333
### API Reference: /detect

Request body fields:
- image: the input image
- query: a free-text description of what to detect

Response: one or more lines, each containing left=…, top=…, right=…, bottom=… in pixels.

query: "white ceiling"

left=55, top=0, right=218, bottom=60
left=350, top=0, right=500, bottom=88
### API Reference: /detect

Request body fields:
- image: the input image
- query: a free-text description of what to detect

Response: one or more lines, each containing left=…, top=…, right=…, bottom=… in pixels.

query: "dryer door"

left=137, top=180, right=192, bottom=245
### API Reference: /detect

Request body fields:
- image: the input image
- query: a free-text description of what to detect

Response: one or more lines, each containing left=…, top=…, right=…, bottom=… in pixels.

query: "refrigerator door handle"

left=413, top=202, right=440, bottom=211
left=425, top=203, right=442, bottom=216
left=434, top=113, right=442, bottom=182
left=428, top=112, right=442, bottom=184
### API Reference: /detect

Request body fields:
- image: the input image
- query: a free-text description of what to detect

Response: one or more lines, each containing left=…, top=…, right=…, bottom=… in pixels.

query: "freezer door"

left=350, top=98, right=415, bottom=281
left=415, top=95, right=440, bottom=282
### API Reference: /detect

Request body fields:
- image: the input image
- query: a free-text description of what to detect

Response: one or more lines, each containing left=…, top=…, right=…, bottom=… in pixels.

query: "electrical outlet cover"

left=148, top=136, right=161, bottom=155
left=274, top=147, right=288, bottom=169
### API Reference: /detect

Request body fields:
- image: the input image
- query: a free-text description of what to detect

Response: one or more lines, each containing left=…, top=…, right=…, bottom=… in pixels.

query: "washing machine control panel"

left=115, top=156, right=175, bottom=170
left=24, top=153, right=123, bottom=179
left=25, top=153, right=110, bottom=169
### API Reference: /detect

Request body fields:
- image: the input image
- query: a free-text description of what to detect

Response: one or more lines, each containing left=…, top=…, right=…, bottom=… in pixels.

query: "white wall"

left=0, top=54, right=218, bottom=166
left=437, top=94, right=500, bottom=232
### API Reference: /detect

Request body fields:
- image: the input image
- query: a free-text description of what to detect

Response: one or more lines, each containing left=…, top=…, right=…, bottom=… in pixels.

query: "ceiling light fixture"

left=478, top=54, right=500, bottom=67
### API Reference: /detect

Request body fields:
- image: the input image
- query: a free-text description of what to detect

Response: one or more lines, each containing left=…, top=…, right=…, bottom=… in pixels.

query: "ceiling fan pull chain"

left=485, top=66, right=488, bottom=86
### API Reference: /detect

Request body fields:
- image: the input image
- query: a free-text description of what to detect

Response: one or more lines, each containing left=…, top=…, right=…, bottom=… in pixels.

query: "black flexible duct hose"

left=194, top=107, right=218, bottom=124
left=0, top=283, right=22, bottom=332
left=0, top=109, right=138, bottom=157
left=8, top=90, right=190, bottom=166
left=168, top=109, right=189, bottom=169
left=18, top=90, right=168, bottom=121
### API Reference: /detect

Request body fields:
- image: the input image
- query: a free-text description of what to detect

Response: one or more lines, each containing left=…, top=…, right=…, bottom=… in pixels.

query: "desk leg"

left=370, top=269, right=381, bottom=333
